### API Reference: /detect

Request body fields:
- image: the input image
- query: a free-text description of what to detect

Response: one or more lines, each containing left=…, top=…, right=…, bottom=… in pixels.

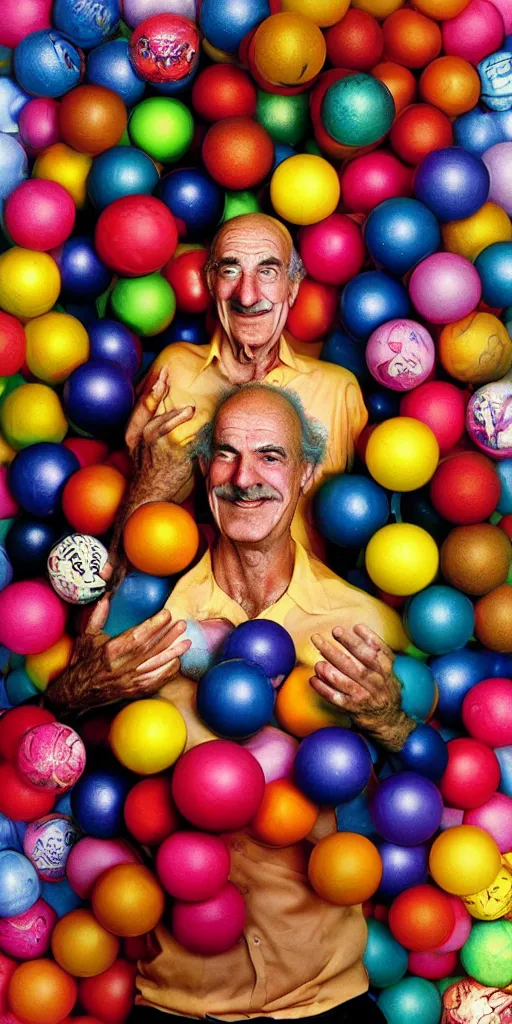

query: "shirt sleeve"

left=343, top=377, right=369, bottom=470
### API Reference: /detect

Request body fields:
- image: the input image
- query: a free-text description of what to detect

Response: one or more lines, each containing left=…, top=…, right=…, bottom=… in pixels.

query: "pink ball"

left=340, top=151, right=412, bottom=214
left=462, top=678, right=512, bottom=748
left=490, top=0, right=512, bottom=32
left=242, top=725, right=299, bottom=783
left=464, top=792, right=512, bottom=853
left=23, top=814, right=80, bottom=881
left=122, top=0, right=196, bottom=29
left=400, top=381, right=466, bottom=456
left=16, top=723, right=86, bottom=793
left=408, top=949, right=458, bottom=980
left=0, top=0, right=52, bottom=48
left=18, top=99, right=60, bottom=153
left=433, top=895, right=472, bottom=952
left=366, top=319, right=435, bottom=391
left=0, top=898, right=57, bottom=960
left=483, top=142, right=512, bottom=215
left=439, top=806, right=465, bottom=831
left=4, top=180, right=75, bottom=252
left=298, top=214, right=365, bottom=286
left=409, top=253, right=482, bottom=324
left=0, top=580, right=67, bottom=655
left=66, top=837, right=139, bottom=899
left=0, top=467, right=19, bottom=520
left=172, top=881, right=246, bottom=955
left=442, top=0, right=504, bottom=64
left=156, top=831, right=230, bottom=901
left=171, top=739, right=265, bottom=832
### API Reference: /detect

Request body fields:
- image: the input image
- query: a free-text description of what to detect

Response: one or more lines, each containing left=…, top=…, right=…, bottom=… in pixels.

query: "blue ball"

left=199, top=0, right=270, bottom=53
left=5, top=516, right=62, bottom=577
left=377, top=978, right=442, bottom=1024
left=159, top=168, right=224, bottom=239
left=364, top=198, right=441, bottom=276
left=0, top=850, right=40, bottom=916
left=153, top=66, right=199, bottom=96
left=53, top=0, right=121, bottom=49
left=370, top=771, right=443, bottom=845
left=104, top=572, right=175, bottom=637
left=41, top=877, right=85, bottom=917
left=430, top=649, right=489, bottom=725
left=54, top=236, right=111, bottom=300
left=485, top=651, right=512, bottom=677
left=0, top=545, right=12, bottom=592
left=398, top=723, right=448, bottom=780
left=63, top=359, right=134, bottom=439
left=197, top=658, right=275, bottom=739
left=320, top=328, right=371, bottom=383
left=340, top=271, right=410, bottom=340
left=0, top=77, right=29, bottom=134
left=314, top=474, right=389, bottom=548
left=392, top=655, right=436, bottom=722
left=366, top=390, right=401, bottom=422
left=497, top=459, right=512, bottom=514
left=54, top=791, right=73, bottom=817
left=0, top=133, right=27, bottom=200
left=454, top=108, right=504, bottom=155
left=71, top=766, right=131, bottom=839
left=14, top=30, right=84, bottom=98
left=158, top=312, right=209, bottom=347
left=335, top=791, right=378, bottom=839
left=0, top=812, right=22, bottom=852
left=363, top=920, right=408, bottom=989
left=404, top=586, right=475, bottom=656
left=88, top=319, right=142, bottom=379
left=413, top=147, right=490, bottom=222
left=344, top=568, right=376, bottom=594
left=87, top=39, right=145, bottom=106
left=475, top=241, right=512, bottom=307
left=5, top=667, right=38, bottom=705
left=8, top=443, right=79, bottom=517
left=496, top=744, right=512, bottom=797
left=377, top=841, right=429, bottom=900
left=496, top=108, right=512, bottom=139
left=273, top=144, right=296, bottom=169
left=479, top=48, right=512, bottom=111
left=88, top=146, right=160, bottom=211
left=294, top=726, right=372, bottom=805
left=222, top=620, right=296, bottom=680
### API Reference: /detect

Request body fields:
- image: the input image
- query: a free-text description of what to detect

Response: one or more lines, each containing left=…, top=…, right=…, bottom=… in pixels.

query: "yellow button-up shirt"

left=136, top=544, right=408, bottom=1020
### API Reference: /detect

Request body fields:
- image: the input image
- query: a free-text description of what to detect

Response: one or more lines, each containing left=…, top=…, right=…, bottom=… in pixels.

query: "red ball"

left=325, top=10, right=384, bottom=71
left=499, top=514, right=512, bottom=540
left=202, top=117, right=274, bottom=189
left=285, top=278, right=338, bottom=342
left=0, top=761, right=55, bottom=821
left=156, top=831, right=231, bottom=901
left=400, top=382, right=466, bottom=456
left=4, top=180, right=75, bottom=252
left=0, top=953, right=17, bottom=1014
left=78, top=960, right=136, bottom=1024
left=340, top=151, right=412, bottom=214
left=462, top=677, right=512, bottom=747
left=171, top=739, right=265, bottom=831
left=192, top=65, right=257, bottom=121
left=129, top=14, right=200, bottom=85
left=390, top=104, right=453, bottom=166
left=171, top=882, right=246, bottom=955
left=94, top=195, right=178, bottom=277
left=440, top=738, right=501, bottom=810
left=430, top=452, right=501, bottom=524
left=163, top=249, right=210, bottom=314
left=0, top=705, right=56, bottom=761
left=0, top=311, right=26, bottom=377
left=298, top=214, right=365, bottom=286
left=389, top=885, right=455, bottom=951
left=123, top=776, right=179, bottom=846
left=62, top=438, right=109, bottom=468
left=408, top=949, right=458, bottom=980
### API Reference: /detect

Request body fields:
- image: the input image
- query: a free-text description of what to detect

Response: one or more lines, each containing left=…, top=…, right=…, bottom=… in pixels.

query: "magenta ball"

left=409, top=253, right=482, bottom=324
left=242, top=725, right=299, bottom=783
left=172, top=881, right=246, bottom=955
left=0, top=581, right=66, bottom=655
left=440, top=806, right=464, bottom=832
left=433, top=896, right=472, bottom=952
left=491, top=0, right=512, bottom=32
left=483, top=142, right=512, bottom=215
left=462, top=677, right=512, bottom=747
left=66, top=837, right=139, bottom=899
left=366, top=319, right=435, bottom=391
left=408, top=949, right=458, bottom=980
left=4, top=179, right=75, bottom=251
left=16, top=723, right=86, bottom=793
left=0, top=0, right=52, bottom=48
left=442, top=0, right=504, bottom=65
left=171, top=739, right=265, bottom=832
left=298, top=213, right=365, bottom=286
left=156, top=831, right=230, bottom=901
left=0, top=466, right=19, bottom=520
left=340, top=151, right=412, bottom=214
left=464, top=793, right=512, bottom=853
left=0, top=898, right=57, bottom=960
left=19, top=98, right=60, bottom=153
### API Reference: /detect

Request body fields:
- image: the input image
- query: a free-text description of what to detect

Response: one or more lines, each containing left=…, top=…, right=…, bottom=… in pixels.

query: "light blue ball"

left=454, top=107, right=504, bottom=155
left=377, top=977, right=442, bottom=1024
left=0, top=77, right=29, bottom=134
left=53, top=0, right=121, bottom=49
left=0, top=132, right=27, bottom=200
left=496, top=744, right=512, bottom=796
left=5, top=667, right=38, bottom=706
left=0, top=850, right=41, bottom=916
left=363, top=919, right=408, bottom=989
left=200, top=0, right=270, bottom=53
left=335, top=791, right=377, bottom=839
left=104, top=572, right=174, bottom=637
left=87, top=39, right=145, bottom=106
left=14, top=30, right=84, bottom=98
left=404, top=585, right=475, bottom=656
left=0, top=812, right=22, bottom=852
left=180, top=620, right=216, bottom=682
left=479, top=48, right=512, bottom=111
left=0, top=545, right=12, bottom=592
left=393, top=654, right=436, bottom=721
left=430, top=649, right=489, bottom=725
left=497, top=459, right=512, bottom=514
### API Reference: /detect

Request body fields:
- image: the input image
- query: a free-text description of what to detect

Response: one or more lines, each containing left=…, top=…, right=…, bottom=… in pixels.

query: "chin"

left=228, top=318, right=279, bottom=349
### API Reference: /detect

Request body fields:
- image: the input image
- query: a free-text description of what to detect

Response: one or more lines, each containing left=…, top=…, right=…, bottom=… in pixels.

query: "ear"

left=288, top=276, right=301, bottom=308
left=198, top=455, right=209, bottom=478
left=205, top=266, right=216, bottom=298
left=300, top=462, right=317, bottom=496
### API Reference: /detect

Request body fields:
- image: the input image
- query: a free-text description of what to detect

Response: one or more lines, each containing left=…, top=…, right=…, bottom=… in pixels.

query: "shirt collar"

left=197, top=327, right=302, bottom=376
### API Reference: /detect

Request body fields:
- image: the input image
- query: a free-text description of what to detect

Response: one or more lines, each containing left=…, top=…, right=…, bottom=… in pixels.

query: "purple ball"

left=409, top=253, right=482, bottom=324
left=370, top=771, right=443, bottom=845
left=483, top=141, right=512, bottom=214
left=222, top=620, right=296, bottom=686
left=377, top=841, right=429, bottom=900
left=88, top=319, right=142, bottom=379
left=294, top=726, right=372, bottom=806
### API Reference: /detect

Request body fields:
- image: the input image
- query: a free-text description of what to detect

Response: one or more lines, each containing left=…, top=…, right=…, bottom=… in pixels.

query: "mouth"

left=221, top=498, right=270, bottom=509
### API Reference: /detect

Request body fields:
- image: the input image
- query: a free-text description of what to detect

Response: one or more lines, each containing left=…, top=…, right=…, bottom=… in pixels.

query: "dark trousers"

left=129, top=993, right=386, bottom=1023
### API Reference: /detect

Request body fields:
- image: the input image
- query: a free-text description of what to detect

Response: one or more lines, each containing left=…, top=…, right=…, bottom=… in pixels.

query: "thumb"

left=85, top=593, right=111, bottom=636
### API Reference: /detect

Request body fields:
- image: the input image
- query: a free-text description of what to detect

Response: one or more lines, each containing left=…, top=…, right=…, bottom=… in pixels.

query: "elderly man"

left=46, top=385, right=414, bottom=1024
left=113, top=212, right=367, bottom=561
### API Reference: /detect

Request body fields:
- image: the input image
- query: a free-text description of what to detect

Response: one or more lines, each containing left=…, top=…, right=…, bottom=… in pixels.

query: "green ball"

left=222, top=189, right=261, bottom=222
left=460, top=920, right=512, bottom=988
left=129, top=97, right=194, bottom=163
left=377, top=978, right=441, bottom=1024
left=111, top=273, right=176, bottom=337
left=434, top=976, right=466, bottom=998
left=321, top=74, right=395, bottom=148
left=304, top=138, right=322, bottom=156
left=256, top=90, right=310, bottom=146
left=363, top=920, right=408, bottom=989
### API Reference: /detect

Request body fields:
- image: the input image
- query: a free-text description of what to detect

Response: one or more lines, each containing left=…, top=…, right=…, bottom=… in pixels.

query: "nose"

left=237, top=270, right=259, bottom=309
left=231, top=452, right=258, bottom=489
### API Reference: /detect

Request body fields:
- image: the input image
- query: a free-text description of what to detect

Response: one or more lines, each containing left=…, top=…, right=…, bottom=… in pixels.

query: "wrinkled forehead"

left=213, top=222, right=291, bottom=266
left=214, top=392, right=302, bottom=452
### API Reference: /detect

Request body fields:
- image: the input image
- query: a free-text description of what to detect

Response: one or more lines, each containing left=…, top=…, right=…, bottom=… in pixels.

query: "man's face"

left=207, top=217, right=299, bottom=353
left=203, top=390, right=312, bottom=546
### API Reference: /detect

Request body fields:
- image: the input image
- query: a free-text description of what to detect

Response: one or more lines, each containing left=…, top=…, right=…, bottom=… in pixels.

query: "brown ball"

left=440, top=523, right=512, bottom=596
left=59, top=85, right=127, bottom=156
left=474, top=584, right=512, bottom=652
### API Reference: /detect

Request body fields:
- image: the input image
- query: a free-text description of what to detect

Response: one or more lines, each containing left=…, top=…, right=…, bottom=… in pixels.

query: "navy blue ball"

left=340, top=271, right=410, bottom=340
left=88, top=146, right=160, bottom=211
left=320, top=328, right=371, bottom=383
left=54, top=236, right=111, bottom=300
left=364, top=198, right=441, bottom=276
left=63, top=359, right=134, bottom=438
left=88, top=319, right=142, bottom=379
left=370, top=771, right=443, bottom=845
left=273, top=144, right=296, bottom=169
left=377, top=841, right=429, bottom=900
left=399, top=723, right=448, bottom=780
left=475, top=241, right=512, bottom=307
left=413, top=147, right=490, bottom=222
left=104, top=572, right=175, bottom=637
left=196, top=658, right=275, bottom=739
left=53, top=0, right=120, bottom=48
left=366, top=390, right=401, bottom=422
left=294, top=726, right=372, bottom=805
left=159, top=168, right=224, bottom=239
left=484, top=651, right=512, bottom=677
left=8, top=443, right=79, bottom=517
left=430, top=649, right=489, bottom=725
left=0, top=812, right=22, bottom=852
left=199, top=0, right=270, bottom=53
left=87, top=39, right=145, bottom=106
left=5, top=516, right=62, bottom=576
left=71, top=766, right=131, bottom=839
left=14, top=30, right=84, bottom=98
left=222, top=620, right=296, bottom=680
left=314, top=474, right=389, bottom=548
left=41, top=878, right=84, bottom=917
left=345, top=568, right=376, bottom=594
left=159, top=312, right=209, bottom=347
left=453, top=108, right=504, bottom=155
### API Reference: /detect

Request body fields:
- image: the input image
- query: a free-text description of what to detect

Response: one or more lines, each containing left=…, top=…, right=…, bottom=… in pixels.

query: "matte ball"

left=202, top=117, right=274, bottom=189
left=389, top=885, right=455, bottom=951
left=464, top=792, right=512, bottom=853
left=475, top=240, right=512, bottom=307
left=453, top=107, right=503, bottom=156
left=156, top=831, right=230, bottom=900
left=128, top=96, right=194, bottom=164
left=0, top=762, right=55, bottom=821
left=372, top=61, right=417, bottom=115
left=192, top=65, right=256, bottom=121
left=8, top=960, right=77, bottom=1024
left=14, top=29, right=84, bottom=99
left=62, top=465, right=126, bottom=535
left=270, top=154, right=341, bottom=225
left=59, top=85, right=126, bottom=156
left=199, top=0, right=269, bottom=53
left=124, top=777, right=179, bottom=846
left=366, top=523, right=439, bottom=597
left=364, top=198, right=440, bottom=275
left=252, top=12, right=326, bottom=87
left=0, top=851, right=41, bottom=917
left=1, top=382, right=67, bottom=449
left=321, top=73, right=395, bottom=147
left=0, top=579, right=66, bottom=654
left=7, top=442, right=78, bottom=517
left=88, top=146, right=159, bottom=211
left=71, top=768, right=131, bottom=839
left=462, top=677, right=512, bottom=746
left=158, top=168, right=224, bottom=239
left=483, top=142, right=512, bottom=215
left=51, top=908, right=119, bottom=978
left=256, top=90, right=310, bottom=146
left=400, top=382, right=466, bottom=456
left=92, top=863, right=165, bottom=937
left=0, top=0, right=52, bottom=48
left=439, top=312, right=512, bottom=384
left=442, top=201, right=512, bottom=262
left=0, top=311, right=25, bottom=376
left=242, top=726, right=299, bottom=784
left=441, top=524, right=511, bottom=595
left=325, top=9, right=384, bottom=70
left=88, top=320, right=141, bottom=379
left=294, top=726, right=372, bottom=805
left=104, top=572, right=175, bottom=638
left=340, top=151, right=412, bottom=214
left=78, top=959, right=136, bottom=1024
left=414, top=147, right=490, bottom=222
left=95, top=196, right=178, bottom=277
left=63, top=359, right=134, bottom=438
left=314, top=474, right=389, bottom=548
left=474, top=584, right=512, bottom=652
left=54, top=236, right=111, bottom=301
left=4, top=180, right=75, bottom=251
left=440, top=737, right=500, bottom=809
left=393, top=654, right=437, bottom=721
left=110, top=273, right=176, bottom=337
left=378, top=842, right=429, bottom=900
left=123, top=501, right=199, bottom=576
left=298, top=214, right=365, bottom=285
left=364, top=919, right=408, bottom=988
left=285, top=278, right=337, bottom=341
left=430, top=452, right=501, bottom=524
left=370, top=771, right=443, bottom=845
left=390, top=103, right=453, bottom=166
left=86, top=39, right=145, bottom=108
left=399, top=723, right=448, bottom=781
left=222, top=620, right=296, bottom=681
left=110, top=699, right=187, bottom=774
left=197, top=659, right=275, bottom=738
left=341, top=271, right=410, bottom=340
left=430, top=650, right=489, bottom=725
left=172, top=739, right=265, bottom=831
left=0, top=897, right=57, bottom=960
left=460, top=920, right=512, bottom=988
left=382, top=8, right=441, bottom=68
left=33, top=142, right=92, bottom=209
left=163, top=249, right=210, bottom=315
left=25, top=312, right=89, bottom=385
left=442, top=0, right=505, bottom=65
left=172, top=881, right=246, bottom=954
left=430, top=825, right=502, bottom=896
left=405, top=585, right=475, bottom=656
left=419, top=56, right=481, bottom=118
left=308, top=832, right=382, bottom=905
left=0, top=705, right=55, bottom=761
left=409, top=252, right=481, bottom=324
left=66, top=837, right=139, bottom=899
left=365, top=417, right=439, bottom=491
left=250, top=777, right=318, bottom=846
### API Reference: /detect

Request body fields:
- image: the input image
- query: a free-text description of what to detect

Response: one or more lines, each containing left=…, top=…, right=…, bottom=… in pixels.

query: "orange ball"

left=388, top=884, right=455, bottom=951
left=92, top=863, right=166, bottom=938
left=202, top=116, right=274, bottom=189
left=25, top=633, right=74, bottom=691
left=62, top=464, right=127, bottom=535
left=382, top=8, right=442, bottom=68
left=372, top=61, right=417, bottom=114
left=390, top=103, right=453, bottom=165
left=59, top=85, right=128, bottom=156
left=412, top=0, right=471, bottom=17
left=51, top=909, right=119, bottom=978
left=474, top=584, right=512, bottom=653
left=308, top=832, right=382, bottom=905
left=123, top=501, right=199, bottom=576
left=8, top=960, right=77, bottom=1024
left=285, top=278, right=337, bottom=342
left=275, top=664, right=350, bottom=737
left=420, top=56, right=481, bottom=116
left=440, top=524, right=512, bottom=597
left=324, top=9, right=384, bottom=71
left=251, top=778, right=318, bottom=846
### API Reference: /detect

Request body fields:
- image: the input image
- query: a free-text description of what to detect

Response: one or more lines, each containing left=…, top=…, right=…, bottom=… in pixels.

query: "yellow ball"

left=0, top=433, right=15, bottom=465
left=202, top=38, right=235, bottom=63
left=26, top=634, right=74, bottom=692
left=25, top=312, right=90, bottom=385
left=110, top=698, right=187, bottom=775
left=439, top=311, right=512, bottom=384
left=280, top=0, right=351, bottom=27
left=442, top=203, right=512, bottom=262
left=0, top=383, right=67, bottom=449
left=365, top=417, right=439, bottom=491
left=33, top=143, right=93, bottom=209
left=270, top=154, right=340, bottom=225
left=351, top=0, right=405, bottom=17
left=463, top=864, right=512, bottom=921
left=51, top=908, right=119, bottom=978
left=0, top=248, right=61, bottom=320
left=365, top=523, right=439, bottom=596
left=412, top=0, right=471, bottom=17
left=429, top=825, right=502, bottom=896
left=253, top=12, right=326, bottom=87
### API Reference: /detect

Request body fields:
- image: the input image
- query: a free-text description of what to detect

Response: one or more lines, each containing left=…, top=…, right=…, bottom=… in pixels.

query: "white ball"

left=47, top=534, right=108, bottom=605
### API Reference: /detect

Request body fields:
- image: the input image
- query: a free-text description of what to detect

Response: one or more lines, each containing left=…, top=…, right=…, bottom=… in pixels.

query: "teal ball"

left=363, top=919, right=408, bottom=989
left=321, top=74, right=395, bottom=148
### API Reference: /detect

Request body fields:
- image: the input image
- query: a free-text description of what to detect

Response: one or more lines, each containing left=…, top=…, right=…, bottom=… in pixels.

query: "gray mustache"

left=229, top=299, right=273, bottom=315
left=214, top=483, right=282, bottom=502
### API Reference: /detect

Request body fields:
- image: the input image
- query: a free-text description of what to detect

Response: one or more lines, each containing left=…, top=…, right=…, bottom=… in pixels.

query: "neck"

left=217, top=328, right=282, bottom=383
left=212, top=533, right=295, bottom=618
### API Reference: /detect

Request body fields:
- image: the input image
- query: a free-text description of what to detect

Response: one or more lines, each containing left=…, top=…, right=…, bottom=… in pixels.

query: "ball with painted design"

left=16, top=723, right=86, bottom=793
left=23, top=815, right=81, bottom=882
left=366, top=319, right=435, bottom=391
left=47, top=533, right=108, bottom=604
left=129, top=14, right=200, bottom=85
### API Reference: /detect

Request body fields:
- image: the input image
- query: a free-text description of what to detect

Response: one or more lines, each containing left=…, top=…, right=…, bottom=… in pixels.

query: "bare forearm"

left=354, top=708, right=416, bottom=754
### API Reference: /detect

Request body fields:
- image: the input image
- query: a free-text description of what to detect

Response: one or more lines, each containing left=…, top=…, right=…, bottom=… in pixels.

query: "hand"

left=309, top=623, right=415, bottom=753
left=125, top=367, right=195, bottom=465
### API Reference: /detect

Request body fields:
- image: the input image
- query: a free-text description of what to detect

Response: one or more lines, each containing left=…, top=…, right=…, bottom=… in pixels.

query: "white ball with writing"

left=47, top=534, right=108, bottom=604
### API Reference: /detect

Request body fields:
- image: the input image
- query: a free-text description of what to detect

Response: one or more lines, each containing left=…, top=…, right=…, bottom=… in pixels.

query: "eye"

left=219, top=266, right=240, bottom=279
left=258, top=267, right=278, bottom=280
left=262, top=454, right=280, bottom=463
